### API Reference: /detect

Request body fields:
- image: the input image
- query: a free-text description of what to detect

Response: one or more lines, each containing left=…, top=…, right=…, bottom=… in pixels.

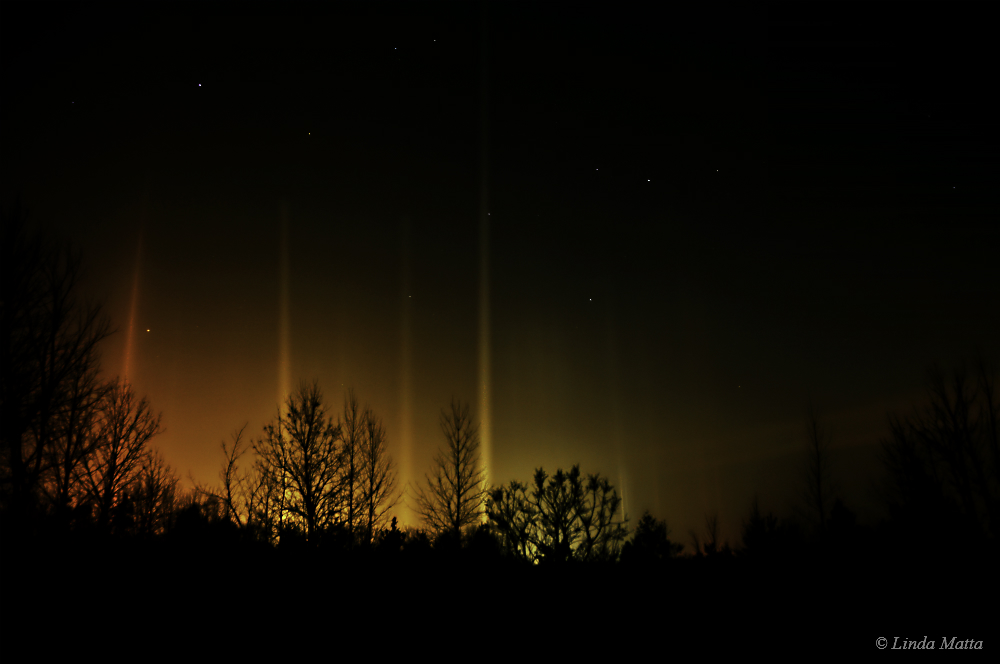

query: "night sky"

left=3, top=1, right=997, bottom=543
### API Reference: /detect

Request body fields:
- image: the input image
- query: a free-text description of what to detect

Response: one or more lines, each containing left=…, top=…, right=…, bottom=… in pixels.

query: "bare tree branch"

left=803, top=403, right=834, bottom=535
left=880, top=360, right=1000, bottom=543
left=253, top=381, right=342, bottom=542
left=1, top=207, right=112, bottom=526
left=357, top=406, right=400, bottom=543
left=82, top=378, right=162, bottom=531
left=413, top=399, right=487, bottom=539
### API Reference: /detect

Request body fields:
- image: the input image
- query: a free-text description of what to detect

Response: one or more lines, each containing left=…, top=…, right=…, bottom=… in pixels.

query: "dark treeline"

left=2, top=210, right=997, bottom=638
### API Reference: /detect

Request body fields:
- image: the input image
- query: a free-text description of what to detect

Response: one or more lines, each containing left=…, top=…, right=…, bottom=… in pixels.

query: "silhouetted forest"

left=2, top=209, right=997, bottom=638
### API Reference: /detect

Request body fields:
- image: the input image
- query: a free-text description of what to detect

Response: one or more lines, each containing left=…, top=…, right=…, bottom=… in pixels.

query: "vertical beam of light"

left=477, top=4, right=492, bottom=494
left=399, top=216, right=414, bottom=527
left=712, top=447, right=725, bottom=543
left=654, top=480, right=662, bottom=524
left=123, top=226, right=144, bottom=381
left=697, top=440, right=725, bottom=549
left=604, top=282, right=629, bottom=523
left=278, top=204, right=291, bottom=410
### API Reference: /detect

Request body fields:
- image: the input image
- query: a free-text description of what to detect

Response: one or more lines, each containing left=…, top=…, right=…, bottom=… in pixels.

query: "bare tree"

left=1, top=208, right=112, bottom=526
left=881, top=360, right=1000, bottom=543
left=210, top=423, right=276, bottom=539
left=82, top=378, right=162, bottom=530
left=253, top=381, right=342, bottom=542
left=339, top=389, right=364, bottom=535
left=740, top=497, right=784, bottom=559
left=357, top=406, right=400, bottom=542
left=43, top=363, right=109, bottom=518
left=803, top=404, right=834, bottom=535
left=126, top=449, right=179, bottom=537
left=213, top=391, right=380, bottom=546
left=688, top=510, right=731, bottom=557
left=216, top=425, right=251, bottom=527
left=413, top=399, right=487, bottom=540
left=207, top=408, right=335, bottom=546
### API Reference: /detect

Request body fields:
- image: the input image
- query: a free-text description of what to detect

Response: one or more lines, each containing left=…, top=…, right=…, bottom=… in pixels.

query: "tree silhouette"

left=690, top=511, right=730, bottom=556
left=253, top=381, right=342, bottom=542
left=123, top=449, right=179, bottom=537
left=620, top=510, right=683, bottom=564
left=339, top=389, right=364, bottom=537
left=81, top=378, right=162, bottom=531
left=575, top=470, right=629, bottom=561
left=488, top=465, right=628, bottom=564
left=413, top=399, right=487, bottom=540
left=43, top=363, right=109, bottom=521
left=803, top=404, right=834, bottom=536
left=209, top=423, right=286, bottom=544
left=357, top=405, right=400, bottom=543
left=740, top=496, right=800, bottom=560
left=216, top=424, right=251, bottom=527
left=208, top=387, right=401, bottom=546
left=1, top=207, right=112, bottom=528
left=880, top=360, right=1000, bottom=546
left=529, top=467, right=579, bottom=563
left=486, top=479, right=535, bottom=560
